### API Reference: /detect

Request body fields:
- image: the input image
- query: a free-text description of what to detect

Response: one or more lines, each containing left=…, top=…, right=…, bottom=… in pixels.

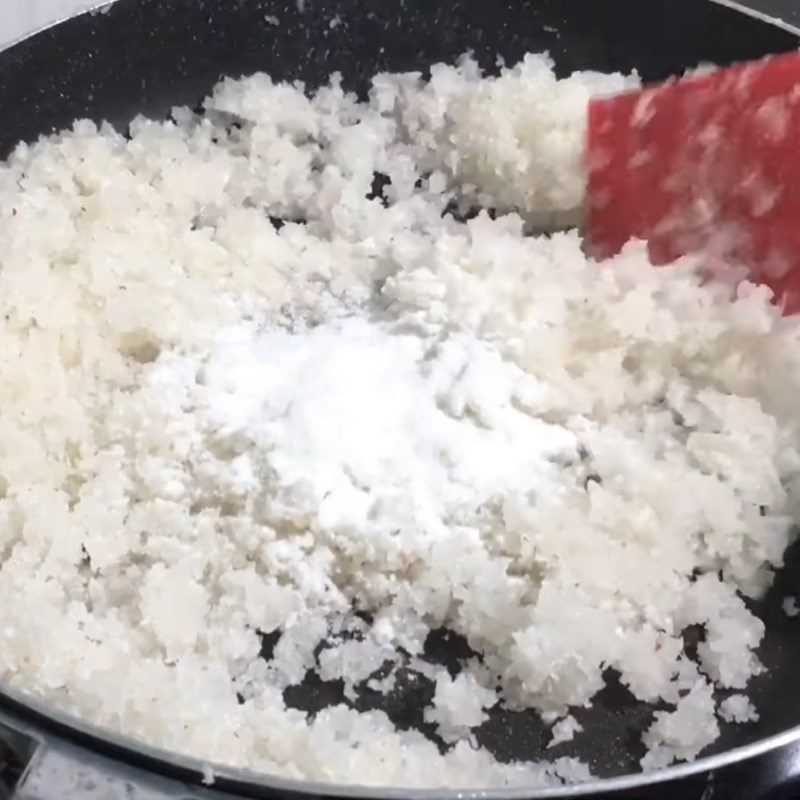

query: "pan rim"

left=710, top=0, right=800, bottom=35
left=4, top=678, right=800, bottom=798
left=1, top=0, right=800, bottom=796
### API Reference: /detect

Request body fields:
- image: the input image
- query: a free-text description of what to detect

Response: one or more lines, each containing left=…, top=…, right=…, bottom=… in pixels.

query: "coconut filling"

left=0, top=53, right=796, bottom=788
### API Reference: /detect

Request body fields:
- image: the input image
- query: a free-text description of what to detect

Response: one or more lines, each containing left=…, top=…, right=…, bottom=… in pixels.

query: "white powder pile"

left=0, top=53, right=798, bottom=789
left=195, top=316, right=576, bottom=541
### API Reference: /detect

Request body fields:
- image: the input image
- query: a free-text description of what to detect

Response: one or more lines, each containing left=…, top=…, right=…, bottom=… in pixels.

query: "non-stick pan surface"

left=1, top=1, right=800, bottom=798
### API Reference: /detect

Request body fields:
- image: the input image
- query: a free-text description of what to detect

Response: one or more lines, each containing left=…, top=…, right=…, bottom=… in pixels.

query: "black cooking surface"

left=1, top=0, right=799, bottom=160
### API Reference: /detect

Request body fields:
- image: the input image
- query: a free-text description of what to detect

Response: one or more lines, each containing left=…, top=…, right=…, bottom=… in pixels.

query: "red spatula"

left=587, top=50, right=800, bottom=314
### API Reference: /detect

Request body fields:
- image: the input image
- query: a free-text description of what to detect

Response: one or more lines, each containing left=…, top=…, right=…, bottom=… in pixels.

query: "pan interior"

left=0, top=0, right=799, bottom=787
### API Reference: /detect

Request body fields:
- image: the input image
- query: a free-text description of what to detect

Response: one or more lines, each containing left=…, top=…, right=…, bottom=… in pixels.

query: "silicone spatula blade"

left=587, top=51, right=800, bottom=314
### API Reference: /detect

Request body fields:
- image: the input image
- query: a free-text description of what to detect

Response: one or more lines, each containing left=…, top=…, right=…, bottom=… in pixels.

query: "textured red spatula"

left=587, top=51, right=800, bottom=314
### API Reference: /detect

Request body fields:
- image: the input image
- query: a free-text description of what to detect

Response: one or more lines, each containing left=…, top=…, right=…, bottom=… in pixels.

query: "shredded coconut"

left=548, top=715, right=584, bottom=748
left=719, top=694, right=760, bottom=724
left=642, top=681, right=721, bottom=771
left=383, top=52, right=637, bottom=226
left=783, top=595, right=800, bottom=617
left=201, top=764, right=216, bottom=786
left=0, top=54, right=797, bottom=789
left=425, top=672, right=498, bottom=743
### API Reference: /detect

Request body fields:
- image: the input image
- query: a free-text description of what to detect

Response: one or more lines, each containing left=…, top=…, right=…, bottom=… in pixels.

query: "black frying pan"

left=1, top=2, right=800, bottom=799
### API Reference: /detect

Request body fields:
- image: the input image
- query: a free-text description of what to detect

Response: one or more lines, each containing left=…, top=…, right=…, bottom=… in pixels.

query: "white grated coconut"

left=425, top=671, right=498, bottom=743
left=548, top=715, right=584, bottom=748
left=0, top=53, right=797, bottom=789
left=783, top=595, right=800, bottom=617
left=718, top=694, right=760, bottom=724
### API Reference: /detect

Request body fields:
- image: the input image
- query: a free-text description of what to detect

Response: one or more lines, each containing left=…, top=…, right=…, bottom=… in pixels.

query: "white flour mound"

left=0, top=53, right=798, bottom=789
